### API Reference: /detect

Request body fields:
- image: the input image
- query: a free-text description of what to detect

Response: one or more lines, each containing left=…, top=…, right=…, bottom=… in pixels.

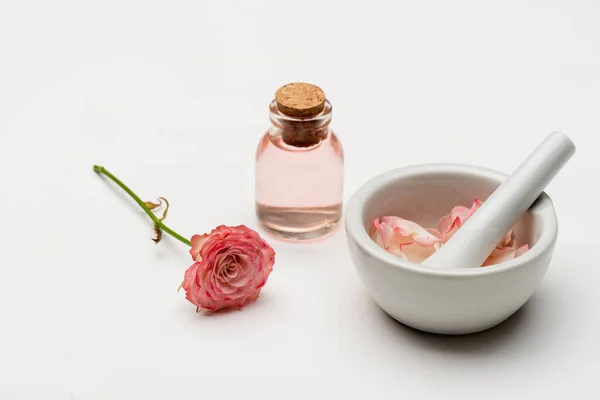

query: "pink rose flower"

left=182, top=225, right=275, bottom=312
left=370, top=199, right=529, bottom=267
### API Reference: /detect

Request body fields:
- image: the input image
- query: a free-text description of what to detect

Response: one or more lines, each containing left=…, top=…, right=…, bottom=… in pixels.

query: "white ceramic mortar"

left=345, top=163, right=558, bottom=335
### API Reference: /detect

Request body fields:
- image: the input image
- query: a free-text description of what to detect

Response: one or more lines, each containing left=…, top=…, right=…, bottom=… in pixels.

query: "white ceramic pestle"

left=423, top=131, right=575, bottom=269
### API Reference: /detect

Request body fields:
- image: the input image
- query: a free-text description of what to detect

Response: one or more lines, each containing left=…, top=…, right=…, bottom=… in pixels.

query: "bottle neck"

left=269, top=100, right=332, bottom=148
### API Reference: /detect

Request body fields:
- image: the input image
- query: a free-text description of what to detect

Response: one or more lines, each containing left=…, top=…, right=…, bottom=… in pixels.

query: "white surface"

left=0, top=0, right=598, bottom=398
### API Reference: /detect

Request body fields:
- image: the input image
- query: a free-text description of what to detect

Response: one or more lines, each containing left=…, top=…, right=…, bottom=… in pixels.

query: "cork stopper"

left=275, top=82, right=325, bottom=117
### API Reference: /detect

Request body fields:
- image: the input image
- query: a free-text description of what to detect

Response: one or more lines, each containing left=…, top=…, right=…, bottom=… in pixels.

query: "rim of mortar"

left=345, top=163, right=558, bottom=278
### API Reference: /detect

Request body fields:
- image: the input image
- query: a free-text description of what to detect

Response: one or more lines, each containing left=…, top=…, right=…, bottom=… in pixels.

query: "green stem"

left=93, top=165, right=192, bottom=247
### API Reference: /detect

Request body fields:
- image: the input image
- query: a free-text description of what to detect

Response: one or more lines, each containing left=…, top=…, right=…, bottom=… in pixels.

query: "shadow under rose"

left=178, top=287, right=279, bottom=319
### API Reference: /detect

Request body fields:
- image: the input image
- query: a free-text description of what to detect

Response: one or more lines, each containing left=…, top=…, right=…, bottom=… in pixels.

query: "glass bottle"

left=255, top=83, right=344, bottom=240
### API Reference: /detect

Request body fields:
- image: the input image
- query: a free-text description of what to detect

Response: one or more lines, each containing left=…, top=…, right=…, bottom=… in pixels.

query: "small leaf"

left=151, top=222, right=162, bottom=243
left=144, top=197, right=170, bottom=221
left=144, top=200, right=161, bottom=210
left=157, top=197, right=170, bottom=221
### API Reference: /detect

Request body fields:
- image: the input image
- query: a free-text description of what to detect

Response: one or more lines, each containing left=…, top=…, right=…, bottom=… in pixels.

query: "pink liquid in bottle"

left=255, top=87, right=344, bottom=240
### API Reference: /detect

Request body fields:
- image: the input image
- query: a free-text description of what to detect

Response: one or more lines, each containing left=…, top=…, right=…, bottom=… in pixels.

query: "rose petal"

left=498, top=229, right=513, bottom=248
left=182, top=263, right=202, bottom=307
left=438, top=199, right=483, bottom=243
left=189, top=234, right=209, bottom=261
left=375, top=217, right=398, bottom=245
left=369, top=222, right=385, bottom=248
left=400, top=242, right=438, bottom=263
left=515, top=244, right=529, bottom=257
left=386, top=216, right=440, bottom=247
left=482, top=247, right=516, bottom=267
left=426, top=228, right=441, bottom=239
left=226, top=261, right=253, bottom=288
left=388, top=247, right=409, bottom=260
left=448, top=199, right=482, bottom=227
left=224, top=264, right=239, bottom=280
left=440, top=220, right=460, bottom=244
left=370, top=216, right=440, bottom=263
left=426, top=228, right=442, bottom=251
left=437, top=215, right=453, bottom=235
left=215, top=278, right=239, bottom=294
left=371, top=217, right=411, bottom=255
left=450, top=205, right=473, bottom=224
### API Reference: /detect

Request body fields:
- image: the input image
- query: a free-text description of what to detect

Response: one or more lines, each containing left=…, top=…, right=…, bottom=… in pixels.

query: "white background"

left=1, top=1, right=599, bottom=399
